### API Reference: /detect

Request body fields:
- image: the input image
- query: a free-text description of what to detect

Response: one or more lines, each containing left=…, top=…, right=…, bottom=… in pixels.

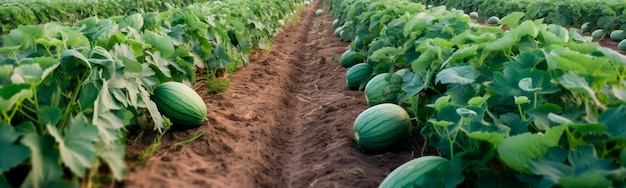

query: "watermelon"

left=364, top=73, right=402, bottom=106
left=610, top=30, right=625, bottom=42
left=346, top=63, right=373, bottom=90
left=591, top=29, right=605, bottom=39
left=332, top=19, right=340, bottom=29
left=315, top=9, right=323, bottom=16
left=581, top=22, right=592, bottom=33
left=152, top=82, right=208, bottom=128
left=340, top=50, right=364, bottom=68
left=619, top=39, right=626, bottom=51
left=469, top=12, right=478, bottom=19
left=487, top=16, right=499, bottom=24
left=334, top=26, right=343, bottom=36
left=379, top=156, right=452, bottom=188
left=353, top=103, right=411, bottom=151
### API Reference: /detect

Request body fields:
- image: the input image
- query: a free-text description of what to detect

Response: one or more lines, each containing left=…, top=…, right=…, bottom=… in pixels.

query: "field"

left=2, top=0, right=626, bottom=187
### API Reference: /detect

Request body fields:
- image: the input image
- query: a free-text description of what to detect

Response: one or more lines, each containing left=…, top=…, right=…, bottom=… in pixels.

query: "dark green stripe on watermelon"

left=353, top=103, right=411, bottom=151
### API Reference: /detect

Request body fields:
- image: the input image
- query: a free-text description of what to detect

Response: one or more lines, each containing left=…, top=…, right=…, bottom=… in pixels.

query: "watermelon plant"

left=0, top=0, right=304, bottom=186
left=331, top=0, right=626, bottom=186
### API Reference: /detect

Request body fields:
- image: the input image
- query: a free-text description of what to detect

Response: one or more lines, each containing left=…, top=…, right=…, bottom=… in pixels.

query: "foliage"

left=0, top=0, right=214, bottom=35
left=0, top=0, right=304, bottom=186
left=330, top=0, right=626, bottom=187
left=411, top=0, right=626, bottom=31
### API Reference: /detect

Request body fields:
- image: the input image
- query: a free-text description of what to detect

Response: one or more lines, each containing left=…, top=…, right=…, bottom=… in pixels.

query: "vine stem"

left=58, top=77, right=84, bottom=130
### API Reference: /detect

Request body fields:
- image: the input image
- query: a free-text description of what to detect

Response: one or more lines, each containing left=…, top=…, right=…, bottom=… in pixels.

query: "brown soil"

left=118, top=1, right=415, bottom=187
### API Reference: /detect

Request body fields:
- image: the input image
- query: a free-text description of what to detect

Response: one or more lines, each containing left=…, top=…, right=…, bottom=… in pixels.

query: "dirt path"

left=120, top=1, right=413, bottom=187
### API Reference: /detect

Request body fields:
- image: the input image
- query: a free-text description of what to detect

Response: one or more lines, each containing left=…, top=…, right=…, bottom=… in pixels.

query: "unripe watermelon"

left=581, top=22, right=592, bottom=32
left=469, top=12, right=478, bottom=19
left=340, top=50, right=364, bottom=68
left=315, top=9, right=323, bottom=16
left=591, top=29, right=605, bottom=39
left=487, top=16, right=499, bottom=24
left=346, top=63, right=373, bottom=90
left=619, top=39, right=626, bottom=51
left=364, top=73, right=402, bottom=106
left=334, top=26, right=343, bottom=36
left=152, top=82, right=208, bottom=128
left=353, top=103, right=411, bottom=151
left=379, top=156, right=451, bottom=188
left=610, top=30, right=625, bottom=41
left=332, top=19, right=340, bottom=29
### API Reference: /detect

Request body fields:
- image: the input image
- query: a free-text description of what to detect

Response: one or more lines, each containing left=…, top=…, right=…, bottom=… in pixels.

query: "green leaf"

left=61, top=49, right=92, bottom=72
left=20, top=131, right=65, bottom=188
left=557, top=72, right=605, bottom=109
left=3, top=29, right=31, bottom=50
left=435, top=66, right=478, bottom=85
left=10, top=57, right=60, bottom=85
left=0, top=83, right=33, bottom=112
left=427, top=95, right=452, bottom=111
left=599, top=105, right=626, bottom=138
left=142, top=31, right=175, bottom=58
left=0, top=122, right=30, bottom=173
left=547, top=113, right=573, bottom=124
left=398, top=70, right=425, bottom=100
left=468, top=131, right=505, bottom=146
left=558, top=173, right=611, bottom=188
left=440, top=45, right=478, bottom=68
left=112, top=44, right=142, bottom=73
left=92, top=80, right=124, bottom=143
left=485, top=31, right=516, bottom=51
left=122, top=13, right=144, bottom=30
left=0, top=46, right=20, bottom=54
left=38, top=107, right=62, bottom=126
left=518, top=77, right=541, bottom=92
left=146, top=51, right=172, bottom=78
left=497, top=125, right=565, bottom=173
left=370, top=47, right=398, bottom=62
left=207, top=44, right=231, bottom=68
left=499, top=12, right=525, bottom=28
left=97, top=141, right=127, bottom=180
left=48, top=113, right=99, bottom=177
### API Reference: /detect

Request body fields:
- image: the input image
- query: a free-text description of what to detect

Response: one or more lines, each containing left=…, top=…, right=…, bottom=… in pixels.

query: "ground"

left=117, top=1, right=626, bottom=187
left=120, top=1, right=414, bottom=187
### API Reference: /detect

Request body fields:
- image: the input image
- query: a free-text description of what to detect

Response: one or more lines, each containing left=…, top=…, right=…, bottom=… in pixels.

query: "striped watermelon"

left=151, top=82, right=208, bottom=128
left=353, top=103, right=411, bottom=151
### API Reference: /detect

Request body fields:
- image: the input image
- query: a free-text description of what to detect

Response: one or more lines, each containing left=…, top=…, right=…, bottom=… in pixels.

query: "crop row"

left=331, top=0, right=626, bottom=187
left=0, top=0, right=212, bottom=34
left=411, top=0, right=626, bottom=31
left=0, top=0, right=304, bottom=187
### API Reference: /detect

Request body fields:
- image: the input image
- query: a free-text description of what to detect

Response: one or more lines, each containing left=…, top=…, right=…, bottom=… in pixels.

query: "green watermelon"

left=364, top=73, right=402, bottom=106
left=340, top=50, right=364, bottom=68
left=487, top=16, right=499, bottom=24
left=379, top=156, right=452, bottom=188
left=346, top=63, right=373, bottom=90
left=353, top=103, right=411, bottom=151
left=152, top=82, right=208, bottom=128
